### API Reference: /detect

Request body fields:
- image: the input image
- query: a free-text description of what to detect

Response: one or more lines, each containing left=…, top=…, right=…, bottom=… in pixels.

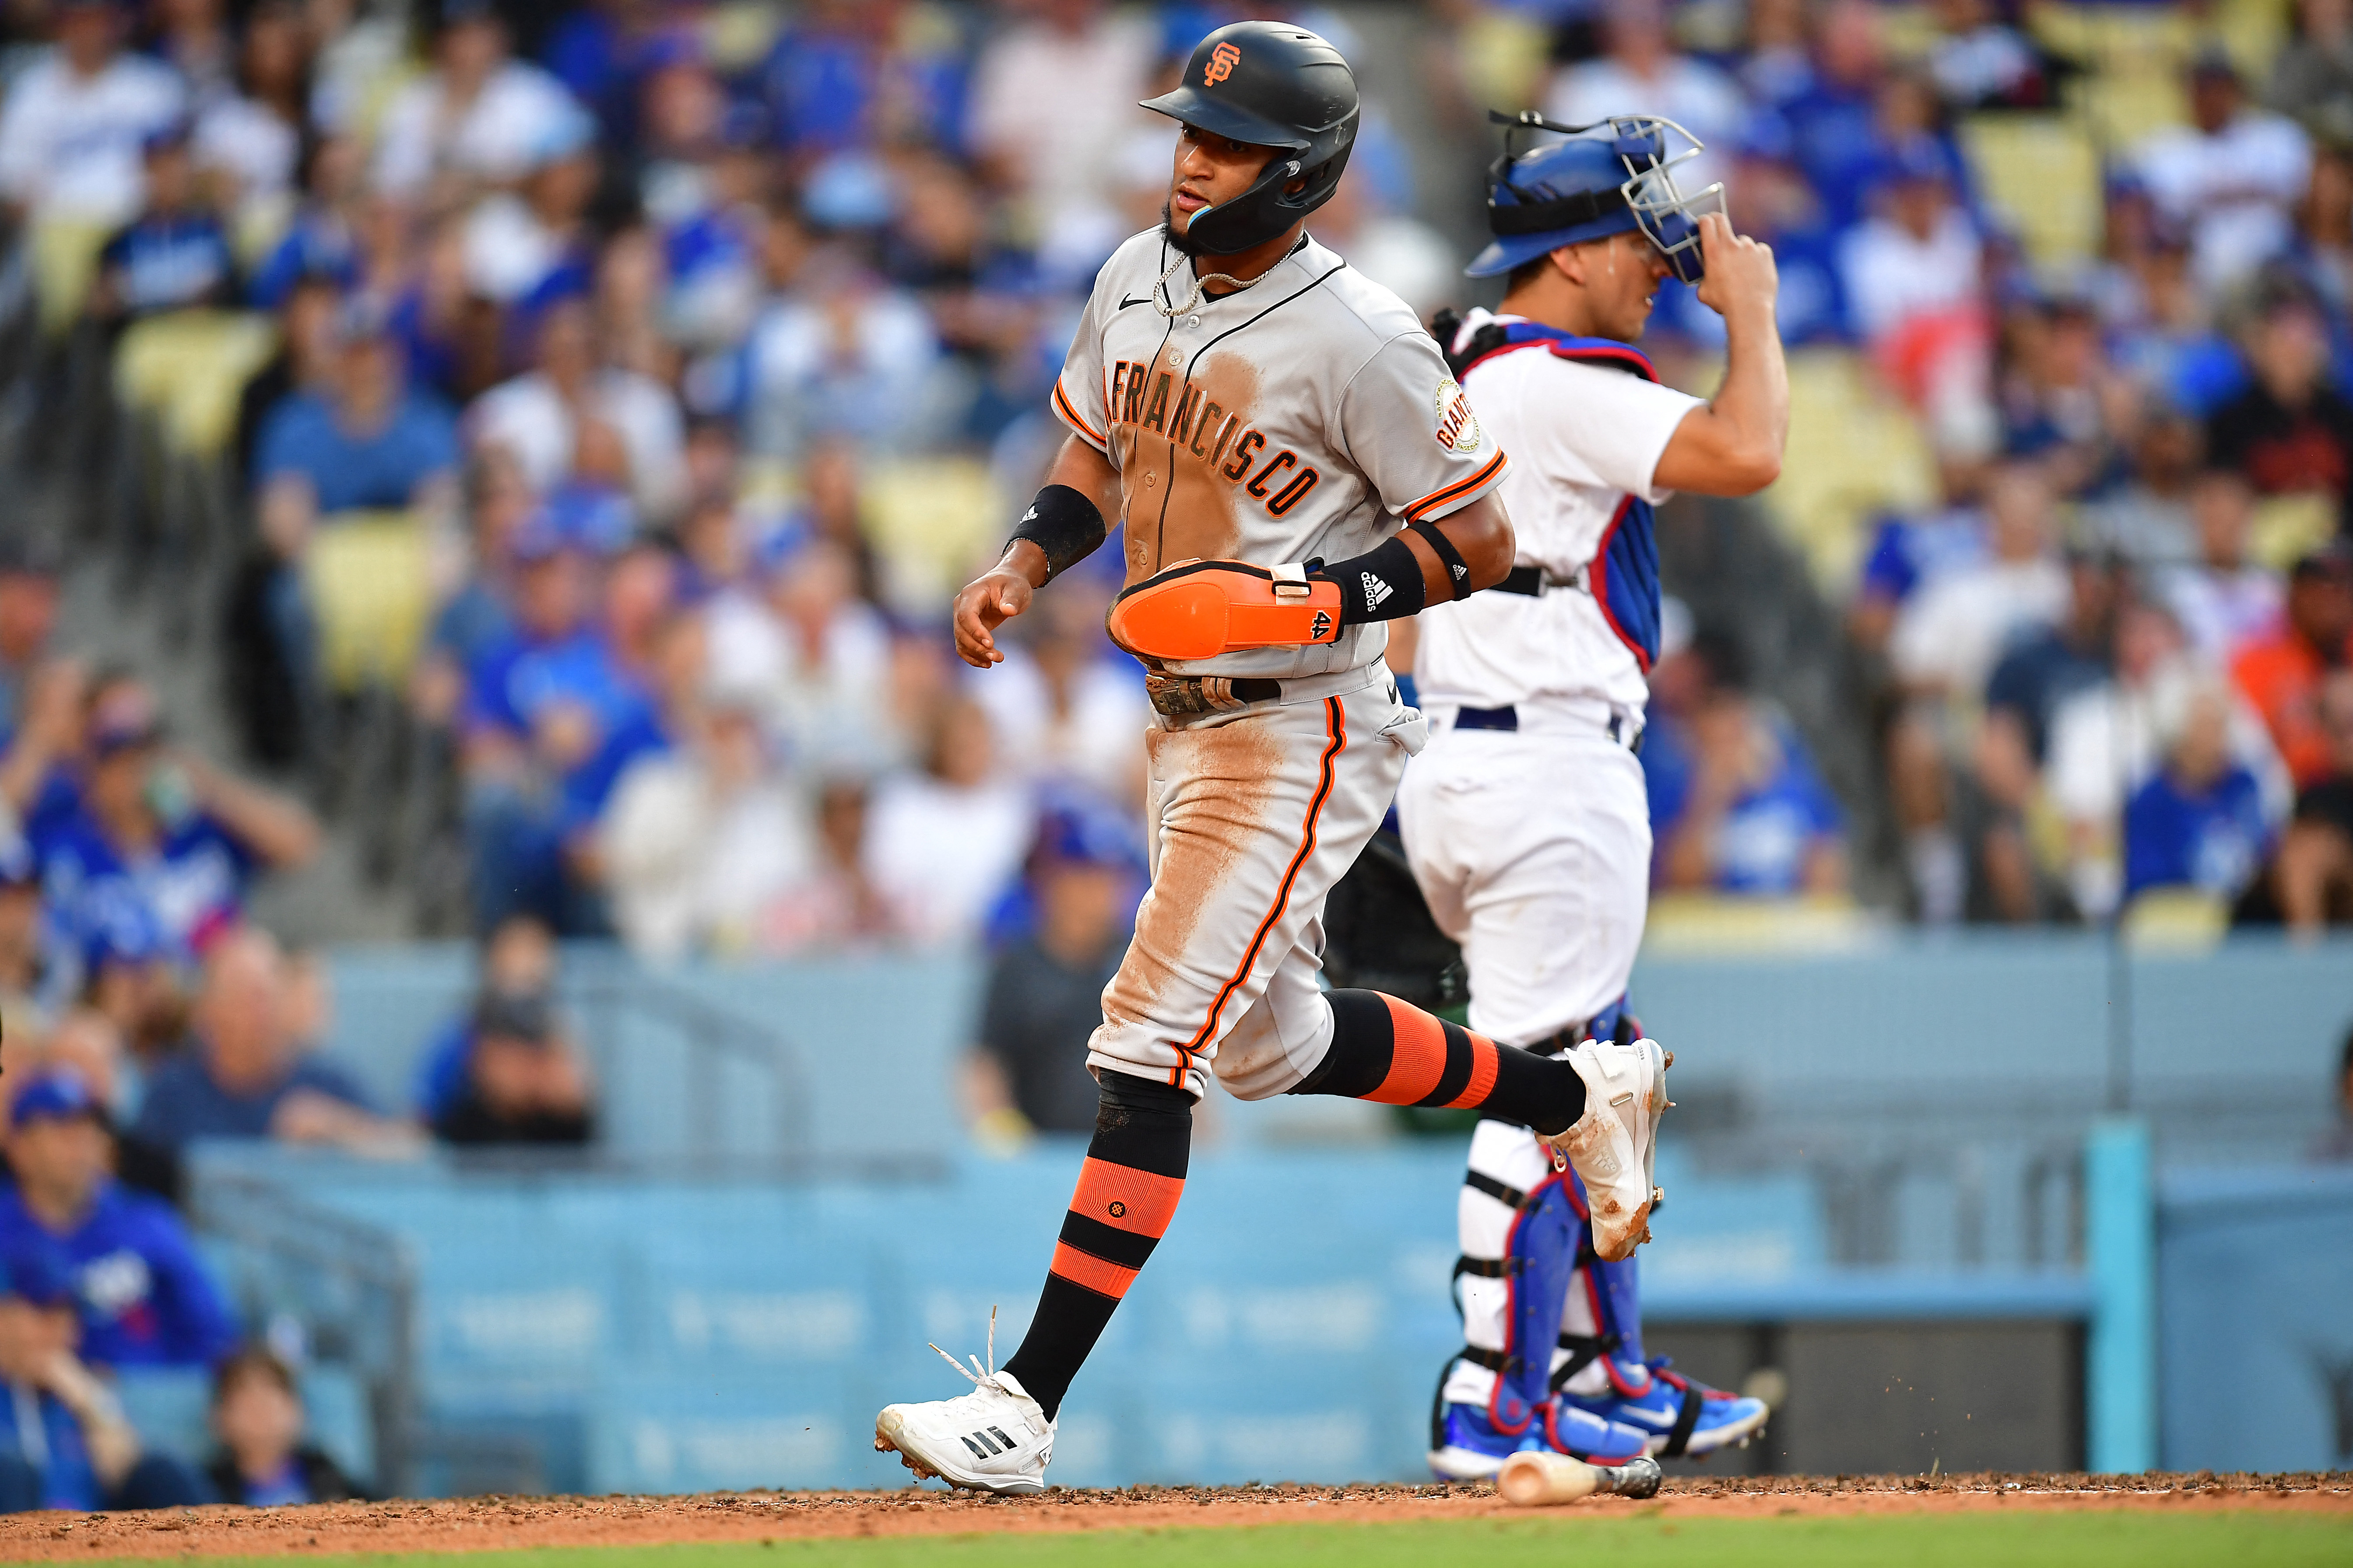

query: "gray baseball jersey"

left=1052, top=228, right=1510, bottom=680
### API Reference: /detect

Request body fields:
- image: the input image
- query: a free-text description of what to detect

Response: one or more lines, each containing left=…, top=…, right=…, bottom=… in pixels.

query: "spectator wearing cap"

left=2232, top=548, right=2353, bottom=786
left=127, top=927, right=406, bottom=1158
left=204, top=1344, right=369, bottom=1505
left=0, top=1070, right=238, bottom=1370
left=28, top=674, right=317, bottom=966
left=427, top=987, right=596, bottom=1147
left=87, top=120, right=236, bottom=327
left=0, top=0, right=186, bottom=228
left=467, top=293, right=688, bottom=524
left=2205, top=287, right=2353, bottom=530
left=966, top=810, right=1143, bottom=1140
left=2137, top=52, right=2312, bottom=291
left=0, top=1249, right=214, bottom=1513
left=371, top=0, right=587, bottom=201
left=1840, top=134, right=1989, bottom=422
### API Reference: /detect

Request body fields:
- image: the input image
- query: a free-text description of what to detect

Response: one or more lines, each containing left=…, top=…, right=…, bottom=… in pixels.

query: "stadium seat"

left=859, top=456, right=1006, bottom=611
left=112, top=308, right=278, bottom=458
left=2121, top=887, right=2230, bottom=951
left=30, top=217, right=112, bottom=337
left=302, top=509, right=434, bottom=692
left=1760, top=349, right=1939, bottom=593
left=1960, top=114, right=2102, bottom=268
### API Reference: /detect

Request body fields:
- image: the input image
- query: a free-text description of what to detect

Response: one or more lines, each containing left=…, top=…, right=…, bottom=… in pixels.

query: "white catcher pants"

left=1398, top=705, right=1651, bottom=1407
left=1087, top=666, right=1425, bottom=1102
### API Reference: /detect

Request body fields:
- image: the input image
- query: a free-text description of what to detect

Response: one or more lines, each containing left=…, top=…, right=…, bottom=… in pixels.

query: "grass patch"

left=83, top=1509, right=2353, bottom=1568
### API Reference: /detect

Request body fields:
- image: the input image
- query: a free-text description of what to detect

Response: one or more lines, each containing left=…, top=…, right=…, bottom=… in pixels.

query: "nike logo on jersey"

left=1361, top=572, right=1393, bottom=611
left=1117, top=294, right=1153, bottom=309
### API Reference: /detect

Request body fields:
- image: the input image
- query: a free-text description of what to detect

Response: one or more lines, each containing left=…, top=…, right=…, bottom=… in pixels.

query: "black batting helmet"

left=1141, top=20, right=1360, bottom=256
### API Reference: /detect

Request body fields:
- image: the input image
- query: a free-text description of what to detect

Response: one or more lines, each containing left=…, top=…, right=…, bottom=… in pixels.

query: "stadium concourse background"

left=0, top=0, right=2347, bottom=1510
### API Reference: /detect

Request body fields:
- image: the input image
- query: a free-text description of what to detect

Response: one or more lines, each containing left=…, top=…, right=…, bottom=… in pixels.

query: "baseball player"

left=874, top=25, right=1670, bottom=1495
left=1399, top=113, right=1789, bottom=1477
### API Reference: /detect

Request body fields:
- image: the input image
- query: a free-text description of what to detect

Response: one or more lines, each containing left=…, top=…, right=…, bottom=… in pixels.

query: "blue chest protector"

left=1450, top=322, right=1666, bottom=672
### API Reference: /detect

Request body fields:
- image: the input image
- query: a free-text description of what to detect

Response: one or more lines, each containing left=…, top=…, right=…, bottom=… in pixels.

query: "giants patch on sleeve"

left=1434, top=379, right=1482, bottom=454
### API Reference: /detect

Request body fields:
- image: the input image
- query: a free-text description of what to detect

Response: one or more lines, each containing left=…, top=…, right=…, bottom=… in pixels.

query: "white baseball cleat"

left=1543, top=1038, right=1671, bottom=1261
left=874, top=1312, right=1055, bottom=1495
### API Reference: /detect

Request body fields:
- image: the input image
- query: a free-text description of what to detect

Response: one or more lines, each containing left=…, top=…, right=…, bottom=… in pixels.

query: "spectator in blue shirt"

left=2125, top=679, right=2276, bottom=902
left=1651, top=641, right=1849, bottom=898
left=0, top=1245, right=214, bottom=1513
left=460, top=512, right=669, bottom=933
left=253, top=298, right=461, bottom=555
left=0, top=1071, right=236, bottom=1369
left=30, top=674, right=318, bottom=967
left=89, top=121, right=235, bottom=325
left=128, top=927, right=411, bottom=1158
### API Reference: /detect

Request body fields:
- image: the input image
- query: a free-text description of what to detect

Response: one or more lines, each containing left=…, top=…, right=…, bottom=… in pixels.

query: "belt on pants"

left=1453, top=702, right=1644, bottom=754
left=1489, top=564, right=1587, bottom=596
left=1144, top=663, right=1380, bottom=718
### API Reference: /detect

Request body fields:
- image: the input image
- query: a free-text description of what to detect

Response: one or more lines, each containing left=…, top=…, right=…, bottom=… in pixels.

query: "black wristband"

left=1315, top=534, right=1428, bottom=625
left=1407, top=521, right=1472, bottom=601
left=1006, top=484, right=1107, bottom=582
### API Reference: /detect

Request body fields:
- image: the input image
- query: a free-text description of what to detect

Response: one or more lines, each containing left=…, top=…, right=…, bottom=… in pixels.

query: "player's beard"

left=1160, top=199, right=1206, bottom=258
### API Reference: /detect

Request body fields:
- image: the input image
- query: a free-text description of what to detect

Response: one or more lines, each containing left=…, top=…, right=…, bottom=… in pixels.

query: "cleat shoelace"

left=927, top=1305, right=1014, bottom=1400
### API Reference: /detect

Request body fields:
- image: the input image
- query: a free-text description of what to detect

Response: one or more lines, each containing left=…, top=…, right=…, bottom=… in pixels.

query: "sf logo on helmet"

left=1205, top=41, right=1241, bottom=84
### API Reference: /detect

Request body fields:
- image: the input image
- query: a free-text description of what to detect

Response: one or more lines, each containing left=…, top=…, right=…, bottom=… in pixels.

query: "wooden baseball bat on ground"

left=1496, top=1452, right=1664, bottom=1506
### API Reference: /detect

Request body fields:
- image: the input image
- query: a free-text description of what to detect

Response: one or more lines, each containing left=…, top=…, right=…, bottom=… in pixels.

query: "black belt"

left=1450, top=704, right=1644, bottom=754
left=1145, top=672, right=1284, bottom=717
left=1491, top=565, right=1584, bottom=596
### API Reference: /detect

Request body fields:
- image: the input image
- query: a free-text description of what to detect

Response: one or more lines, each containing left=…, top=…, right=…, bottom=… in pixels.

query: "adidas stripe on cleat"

left=874, top=1312, right=1055, bottom=1495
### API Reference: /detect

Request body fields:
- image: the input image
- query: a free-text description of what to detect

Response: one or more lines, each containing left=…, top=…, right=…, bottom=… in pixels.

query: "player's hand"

left=1692, top=212, right=1777, bottom=327
left=952, top=567, right=1034, bottom=668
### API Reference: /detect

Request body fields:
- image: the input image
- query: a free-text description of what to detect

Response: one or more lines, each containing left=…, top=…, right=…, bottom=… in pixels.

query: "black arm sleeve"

left=1006, top=484, right=1108, bottom=583
left=1313, top=534, right=1428, bottom=625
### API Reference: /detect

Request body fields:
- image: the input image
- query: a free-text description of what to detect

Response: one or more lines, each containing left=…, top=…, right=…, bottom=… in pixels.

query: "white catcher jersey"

left=1413, top=308, right=1703, bottom=717
left=1052, top=229, right=1510, bottom=681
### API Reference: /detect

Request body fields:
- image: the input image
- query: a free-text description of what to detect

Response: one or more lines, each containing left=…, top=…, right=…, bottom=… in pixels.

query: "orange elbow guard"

left=1106, top=559, right=1344, bottom=661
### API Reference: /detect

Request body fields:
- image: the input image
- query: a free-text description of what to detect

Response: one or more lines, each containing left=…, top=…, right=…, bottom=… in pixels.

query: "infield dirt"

left=0, top=1472, right=2345, bottom=1560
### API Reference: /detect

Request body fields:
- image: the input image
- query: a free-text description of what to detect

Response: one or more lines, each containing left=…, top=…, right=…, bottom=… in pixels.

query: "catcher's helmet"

left=1467, top=110, right=1723, bottom=283
left=1141, top=20, right=1359, bottom=256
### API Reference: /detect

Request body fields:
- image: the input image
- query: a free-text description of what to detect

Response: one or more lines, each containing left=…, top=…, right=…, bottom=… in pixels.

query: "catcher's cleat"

left=1563, top=1359, right=1769, bottom=1458
left=1429, top=1397, right=1651, bottom=1481
left=1542, top=1037, right=1669, bottom=1261
left=1107, top=558, right=1343, bottom=661
left=874, top=1312, right=1054, bottom=1495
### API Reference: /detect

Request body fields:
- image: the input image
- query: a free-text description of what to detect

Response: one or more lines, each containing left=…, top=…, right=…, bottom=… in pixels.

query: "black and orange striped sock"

left=1288, top=989, right=1587, bottom=1136
left=1000, top=1070, right=1191, bottom=1422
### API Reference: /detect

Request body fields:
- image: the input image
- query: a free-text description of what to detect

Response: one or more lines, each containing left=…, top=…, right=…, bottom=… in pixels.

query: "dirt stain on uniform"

left=1102, top=713, right=1286, bottom=1036
left=1126, top=352, right=1259, bottom=582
